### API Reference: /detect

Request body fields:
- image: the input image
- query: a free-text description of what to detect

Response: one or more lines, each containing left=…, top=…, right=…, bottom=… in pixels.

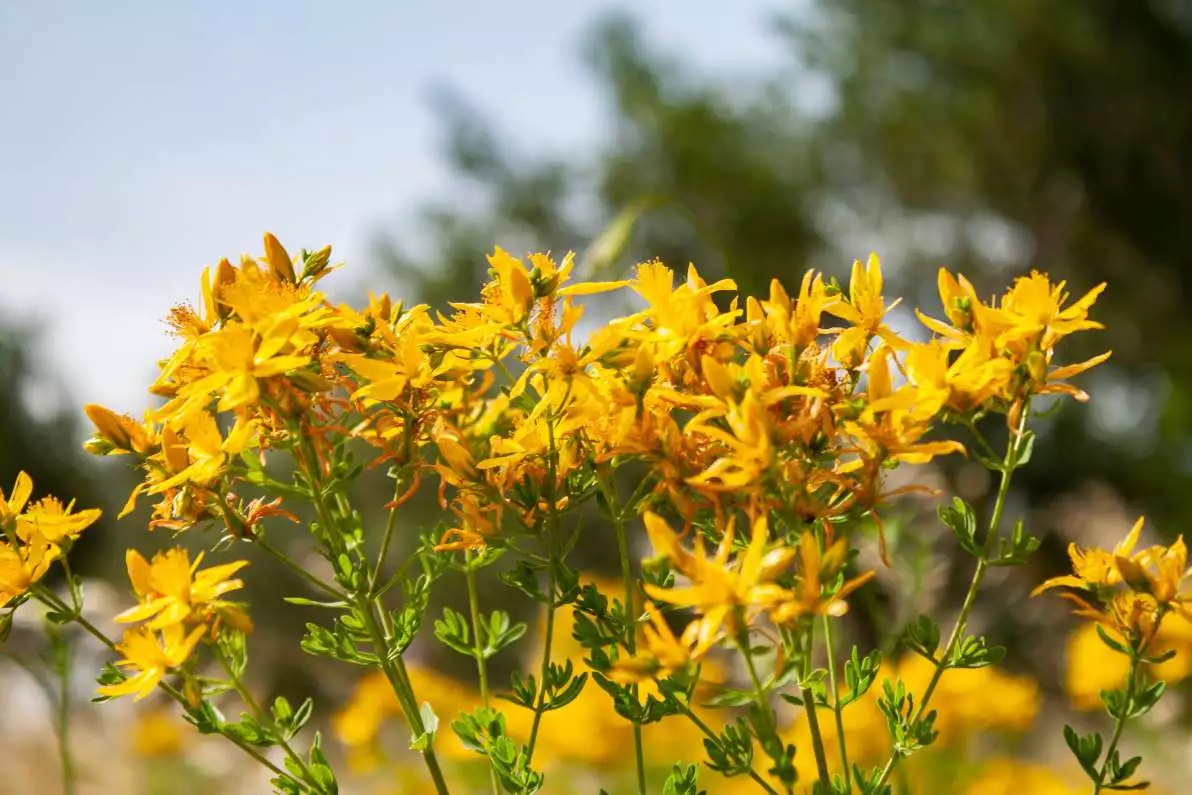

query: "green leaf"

left=948, top=635, right=1005, bottom=669
left=408, top=701, right=440, bottom=751
left=939, top=497, right=980, bottom=557
left=841, top=646, right=882, bottom=707
left=282, top=597, right=350, bottom=609
left=1095, top=624, right=1129, bottom=654
left=482, top=611, right=528, bottom=659
left=904, top=615, right=940, bottom=661
left=1063, top=724, right=1104, bottom=780
left=661, top=762, right=706, bottom=795
left=433, top=606, right=474, bottom=657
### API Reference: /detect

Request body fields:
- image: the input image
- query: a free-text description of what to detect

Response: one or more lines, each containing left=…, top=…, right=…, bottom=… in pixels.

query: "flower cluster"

left=97, top=548, right=250, bottom=700
left=0, top=471, right=100, bottom=606
left=4, top=231, right=1141, bottom=795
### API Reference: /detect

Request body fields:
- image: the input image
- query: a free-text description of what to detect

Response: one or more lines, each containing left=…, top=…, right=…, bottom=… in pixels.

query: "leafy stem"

left=295, top=434, right=451, bottom=795
left=798, top=622, right=833, bottom=789
left=601, top=474, right=648, bottom=795
left=676, top=701, right=779, bottom=795
left=822, top=614, right=851, bottom=792
left=212, top=644, right=324, bottom=793
left=1093, top=653, right=1138, bottom=795
left=465, top=554, right=502, bottom=795
left=875, top=406, right=1030, bottom=788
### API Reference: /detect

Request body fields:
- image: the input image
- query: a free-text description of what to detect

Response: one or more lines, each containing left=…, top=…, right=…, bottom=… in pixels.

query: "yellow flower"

left=609, top=603, right=693, bottom=684
left=643, top=512, right=793, bottom=655
left=770, top=529, right=875, bottom=624
left=177, top=323, right=312, bottom=415
left=0, top=470, right=33, bottom=527
left=1120, top=533, right=1191, bottom=615
left=130, top=707, right=187, bottom=758
left=966, top=758, right=1080, bottom=795
left=840, top=344, right=966, bottom=468
left=84, top=403, right=151, bottom=455
left=0, top=536, right=57, bottom=606
left=0, top=471, right=99, bottom=606
left=97, top=623, right=205, bottom=701
left=901, top=339, right=1014, bottom=417
left=1032, top=517, right=1147, bottom=596
left=149, top=411, right=256, bottom=492
left=115, top=547, right=250, bottom=630
left=825, top=253, right=904, bottom=367
left=14, top=495, right=102, bottom=548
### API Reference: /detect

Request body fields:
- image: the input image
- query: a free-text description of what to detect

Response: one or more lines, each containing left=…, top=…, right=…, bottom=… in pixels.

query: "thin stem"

left=822, top=614, right=850, bottom=791
left=602, top=476, right=648, bottom=795
left=874, top=409, right=1028, bottom=789
left=797, top=623, right=833, bottom=789
left=525, top=534, right=557, bottom=762
left=53, top=630, right=77, bottom=795
left=466, top=556, right=502, bottom=795
left=213, top=646, right=323, bottom=793
left=677, top=704, right=779, bottom=795
left=254, top=536, right=348, bottom=601
left=369, top=471, right=406, bottom=590
left=527, top=414, right=564, bottom=766
left=358, top=594, right=452, bottom=794
left=1094, top=646, right=1143, bottom=794
left=295, top=434, right=451, bottom=795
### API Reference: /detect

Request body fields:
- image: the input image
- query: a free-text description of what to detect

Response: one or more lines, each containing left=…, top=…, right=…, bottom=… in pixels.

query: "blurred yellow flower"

left=966, top=758, right=1080, bottom=795
left=130, top=706, right=187, bottom=758
left=1065, top=613, right=1192, bottom=710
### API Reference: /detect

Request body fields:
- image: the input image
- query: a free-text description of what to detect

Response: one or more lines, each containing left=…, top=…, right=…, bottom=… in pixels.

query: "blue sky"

left=0, top=1, right=786, bottom=415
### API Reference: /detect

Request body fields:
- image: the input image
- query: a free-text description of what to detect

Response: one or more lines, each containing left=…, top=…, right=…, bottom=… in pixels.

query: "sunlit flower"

left=97, top=624, right=206, bottom=701
left=115, top=547, right=250, bottom=631
left=643, top=512, right=793, bottom=655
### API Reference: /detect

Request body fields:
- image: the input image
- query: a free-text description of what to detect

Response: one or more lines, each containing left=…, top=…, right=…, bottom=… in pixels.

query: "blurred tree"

left=0, top=323, right=115, bottom=575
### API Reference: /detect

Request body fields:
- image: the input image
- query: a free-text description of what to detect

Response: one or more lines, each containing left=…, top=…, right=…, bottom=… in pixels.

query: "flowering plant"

left=3, top=232, right=1177, bottom=794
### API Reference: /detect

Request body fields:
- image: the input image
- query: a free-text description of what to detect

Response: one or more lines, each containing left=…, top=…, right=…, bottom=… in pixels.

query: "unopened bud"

left=84, top=404, right=149, bottom=454
left=301, top=245, right=333, bottom=281
left=263, top=232, right=296, bottom=283
left=212, top=258, right=236, bottom=318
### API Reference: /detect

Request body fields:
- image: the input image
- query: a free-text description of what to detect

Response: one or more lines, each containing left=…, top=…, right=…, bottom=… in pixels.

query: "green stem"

left=1093, top=649, right=1141, bottom=794
left=254, top=535, right=348, bottom=601
left=525, top=533, right=557, bottom=762
left=602, top=477, right=648, bottom=795
left=369, top=470, right=407, bottom=590
left=527, top=413, right=564, bottom=766
left=797, top=623, right=833, bottom=789
left=822, top=614, right=850, bottom=791
left=53, top=629, right=77, bottom=795
left=213, top=647, right=323, bottom=793
left=466, top=556, right=502, bottom=795
left=358, top=595, right=452, bottom=794
left=677, top=704, right=779, bottom=795
left=874, top=409, right=1028, bottom=789
left=295, top=436, right=451, bottom=795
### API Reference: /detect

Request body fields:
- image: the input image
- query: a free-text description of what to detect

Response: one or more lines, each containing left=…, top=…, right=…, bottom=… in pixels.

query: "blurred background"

left=2, top=1, right=1191, bottom=793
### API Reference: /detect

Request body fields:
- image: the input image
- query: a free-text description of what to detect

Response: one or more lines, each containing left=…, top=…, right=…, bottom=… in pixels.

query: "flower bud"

left=301, top=245, right=333, bottom=282
left=84, top=404, right=149, bottom=454
left=263, top=232, right=296, bottom=283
